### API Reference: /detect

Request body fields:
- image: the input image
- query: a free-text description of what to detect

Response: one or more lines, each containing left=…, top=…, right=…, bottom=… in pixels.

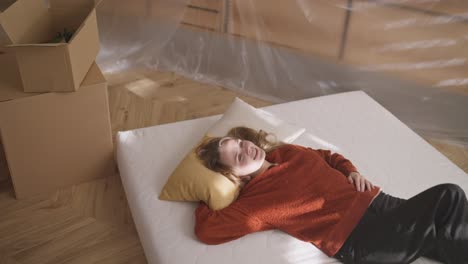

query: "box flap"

left=50, top=6, right=92, bottom=43
left=49, top=0, right=100, bottom=9
left=68, top=8, right=100, bottom=88
left=0, top=53, right=40, bottom=102
left=0, top=0, right=52, bottom=44
left=82, top=62, right=106, bottom=86
left=0, top=24, right=10, bottom=47
left=0, top=0, right=16, bottom=12
left=14, top=44, right=76, bottom=93
left=6, top=43, right=66, bottom=47
left=0, top=0, right=15, bottom=47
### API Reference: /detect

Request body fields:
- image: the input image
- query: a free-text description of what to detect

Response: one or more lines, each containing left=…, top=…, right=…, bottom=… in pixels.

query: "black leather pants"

left=335, top=184, right=468, bottom=264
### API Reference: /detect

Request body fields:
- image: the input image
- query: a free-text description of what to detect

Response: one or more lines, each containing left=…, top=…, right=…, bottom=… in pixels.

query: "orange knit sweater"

left=195, top=144, right=381, bottom=257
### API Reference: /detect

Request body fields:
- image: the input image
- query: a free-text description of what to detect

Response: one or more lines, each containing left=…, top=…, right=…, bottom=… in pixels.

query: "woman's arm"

left=195, top=202, right=271, bottom=244
left=313, top=149, right=359, bottom=176
left=314, top=148, right=375, bottom=192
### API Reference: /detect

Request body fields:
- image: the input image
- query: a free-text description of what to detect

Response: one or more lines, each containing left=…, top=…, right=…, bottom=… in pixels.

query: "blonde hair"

left=196, top=127, right=282, bottom=187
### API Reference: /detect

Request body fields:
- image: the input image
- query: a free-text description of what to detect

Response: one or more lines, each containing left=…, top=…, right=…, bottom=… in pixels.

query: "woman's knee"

left=432, top=184, right=467, bottom=206
left=438, top=183, right=465, bottom=196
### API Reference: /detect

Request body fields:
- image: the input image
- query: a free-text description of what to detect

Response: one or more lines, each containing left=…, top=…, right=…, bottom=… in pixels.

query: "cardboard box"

left=0, top=140, right=9, bottom=183
left=0, top=0, right=100, bottom=93
left=0, top=52, right=114, bottom=199
left=0, top=0, right=15, bottom=54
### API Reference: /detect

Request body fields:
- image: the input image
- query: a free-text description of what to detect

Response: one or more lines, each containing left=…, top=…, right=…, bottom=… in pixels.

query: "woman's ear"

left=196, top=148, right=206, bottom=156
left=219, top=137, right=230, bottom=146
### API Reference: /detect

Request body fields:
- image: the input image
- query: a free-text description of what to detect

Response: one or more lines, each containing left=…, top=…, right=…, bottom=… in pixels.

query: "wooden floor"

left=0, top=68, right=467, bottom=264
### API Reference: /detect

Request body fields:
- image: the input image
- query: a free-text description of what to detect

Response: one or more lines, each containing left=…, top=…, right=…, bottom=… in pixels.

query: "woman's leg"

left=366, top=192, right=444, bottom=263
left=430, top=184, right=468, bottom=264
left=337, top=184, right=468, bottom=264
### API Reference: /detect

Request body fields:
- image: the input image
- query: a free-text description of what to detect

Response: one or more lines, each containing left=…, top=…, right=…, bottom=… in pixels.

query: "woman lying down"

left=194, top=126, right=468, bottom=264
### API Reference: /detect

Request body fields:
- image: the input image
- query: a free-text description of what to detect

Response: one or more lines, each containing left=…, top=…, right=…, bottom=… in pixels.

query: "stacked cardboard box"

left=0, top=0, right=114, bottom=199
left=0, top=0, right=100, bottom=92
left=0, top=0, right=16, bottom=54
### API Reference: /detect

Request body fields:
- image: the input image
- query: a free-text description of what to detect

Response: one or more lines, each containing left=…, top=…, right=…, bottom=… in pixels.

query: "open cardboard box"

left=0, top=138, right=9, bottom=183
left=0, top=0, right=100, bottom=93
left=0, top=0, right=15, bottom=54
left=0, top=52, right=114, bottom=199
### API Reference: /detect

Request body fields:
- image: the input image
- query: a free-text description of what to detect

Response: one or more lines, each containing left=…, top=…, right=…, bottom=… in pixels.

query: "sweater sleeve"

left=194, top=202, right=271, bottom=245
left=313, top=149, right=359, bottom=176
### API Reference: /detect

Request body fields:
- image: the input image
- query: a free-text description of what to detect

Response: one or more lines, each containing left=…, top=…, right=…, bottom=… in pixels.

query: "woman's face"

left=218, top=137, right=266, bottom=177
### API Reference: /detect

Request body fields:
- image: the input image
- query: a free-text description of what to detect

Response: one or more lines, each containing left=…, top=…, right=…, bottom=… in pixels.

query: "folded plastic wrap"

left=95, top=0, right=468, bottom=146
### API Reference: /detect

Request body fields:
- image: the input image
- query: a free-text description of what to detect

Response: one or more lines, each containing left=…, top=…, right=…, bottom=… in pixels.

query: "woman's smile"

left=218, top=137, right=269, bottom=177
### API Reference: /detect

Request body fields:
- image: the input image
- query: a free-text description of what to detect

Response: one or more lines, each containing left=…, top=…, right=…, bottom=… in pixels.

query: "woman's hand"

left=347, top=172, right=375, bottom=192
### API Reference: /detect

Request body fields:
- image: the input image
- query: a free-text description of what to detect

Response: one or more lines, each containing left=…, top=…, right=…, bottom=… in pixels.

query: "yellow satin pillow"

left=159, top=144, right=239, bottom=210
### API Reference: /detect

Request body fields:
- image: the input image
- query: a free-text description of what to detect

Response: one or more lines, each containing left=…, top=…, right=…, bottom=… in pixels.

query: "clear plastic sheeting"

left=95, top=0, right=468, bottom=147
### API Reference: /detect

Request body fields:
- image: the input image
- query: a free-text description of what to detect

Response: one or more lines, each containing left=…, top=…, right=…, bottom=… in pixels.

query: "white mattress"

left=116, top=91, right=467, bottom=264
